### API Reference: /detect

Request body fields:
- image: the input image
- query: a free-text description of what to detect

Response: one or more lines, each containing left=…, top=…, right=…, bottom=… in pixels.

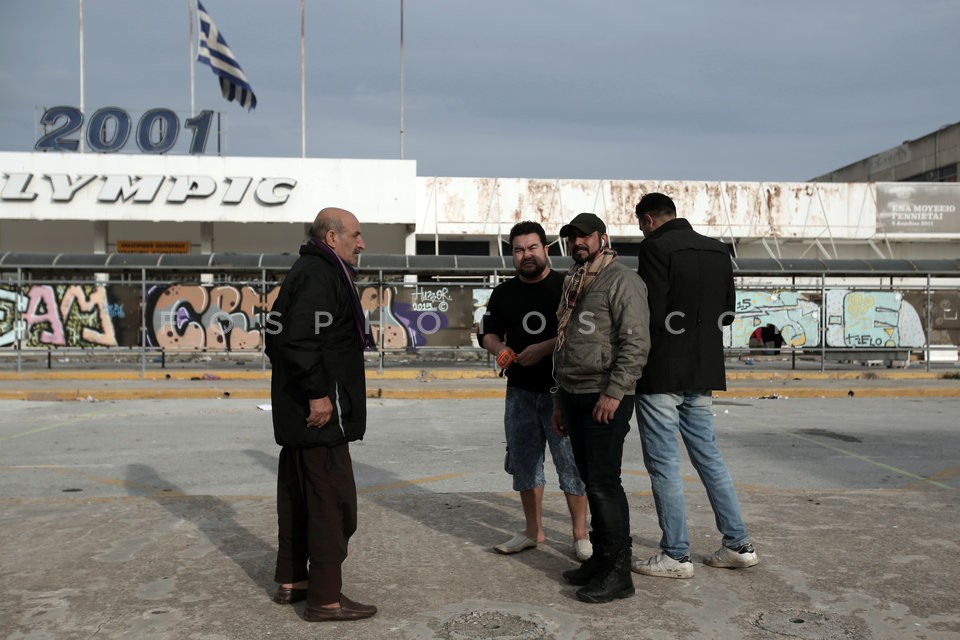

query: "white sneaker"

left=703, top=543, right=759, bottom=568
left=631, top=550, right=694, bottom=579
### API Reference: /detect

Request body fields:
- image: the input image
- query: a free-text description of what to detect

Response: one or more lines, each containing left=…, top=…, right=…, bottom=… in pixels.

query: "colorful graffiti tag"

left=825, top=290, right=925, bottom=348
left=0, top=282, right=954, bottom=352
left=359, top=284, right=476, bottom=349
left=726, top=289, right=928, bottom=348
left=145, top=284, right=278, bottom=350
left=728, top=291, right=820, bottom=348
left=0, top=284, right=120, bottom=347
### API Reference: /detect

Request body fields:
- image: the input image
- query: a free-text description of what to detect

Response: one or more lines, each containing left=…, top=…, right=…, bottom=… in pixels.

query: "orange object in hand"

left=496, top=348, right=517, bottom=370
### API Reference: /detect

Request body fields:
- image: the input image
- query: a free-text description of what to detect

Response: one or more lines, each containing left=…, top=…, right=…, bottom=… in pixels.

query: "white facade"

left=2, top=152, right=959, bottom=260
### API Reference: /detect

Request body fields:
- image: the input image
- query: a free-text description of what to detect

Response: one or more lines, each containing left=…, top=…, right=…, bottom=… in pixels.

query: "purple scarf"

left=309, top=238, right=373, bottom=351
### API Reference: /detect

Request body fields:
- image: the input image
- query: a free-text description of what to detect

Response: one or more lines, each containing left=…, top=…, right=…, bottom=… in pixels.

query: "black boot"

left=562, top=551, right=603, bottom=586
left=575, top=549, right=635, bottom=603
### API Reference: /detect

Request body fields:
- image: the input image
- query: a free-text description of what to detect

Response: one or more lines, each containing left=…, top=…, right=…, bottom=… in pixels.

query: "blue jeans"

left=559, top=390, right=634, bottom=553
left=504, top=387, right=585, bottom=495
left=635, top=391, right=750, bottom=559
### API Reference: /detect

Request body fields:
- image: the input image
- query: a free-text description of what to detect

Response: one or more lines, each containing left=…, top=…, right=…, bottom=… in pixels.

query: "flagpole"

left=189, top=0, right=196, bottom=116
left=399, top=0, right=404, bottom=160
left=301, top=0, right=306, bottom=158
left=79, top=0, right=85, bottom=153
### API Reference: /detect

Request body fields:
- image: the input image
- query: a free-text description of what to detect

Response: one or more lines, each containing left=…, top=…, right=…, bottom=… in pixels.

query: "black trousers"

left=560, top=390, right=634, bottom=554
left=274, top=443, right=357, bottom=606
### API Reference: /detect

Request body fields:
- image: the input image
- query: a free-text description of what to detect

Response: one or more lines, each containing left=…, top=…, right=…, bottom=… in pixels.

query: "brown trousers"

left=274, top=443, right=357, bottom=606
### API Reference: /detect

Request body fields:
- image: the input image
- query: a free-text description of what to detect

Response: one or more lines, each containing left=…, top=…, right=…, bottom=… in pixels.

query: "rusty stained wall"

left=415, top=178, right=876, bottom=241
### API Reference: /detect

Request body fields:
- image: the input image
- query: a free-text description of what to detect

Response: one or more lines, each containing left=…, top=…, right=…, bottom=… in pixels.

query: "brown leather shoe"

left=305, top=594, right=377, bottom=622
left=272, top=585, right=308, bottom=604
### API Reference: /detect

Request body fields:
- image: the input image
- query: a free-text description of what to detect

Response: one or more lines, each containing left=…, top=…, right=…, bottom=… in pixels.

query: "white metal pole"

left=400, top=0, right=404, bottom=159
left=189, top=0, right=196, bottom=116
left=301, top=0, right=306, bottom=158
left=79, top=0, right=85, bottom=153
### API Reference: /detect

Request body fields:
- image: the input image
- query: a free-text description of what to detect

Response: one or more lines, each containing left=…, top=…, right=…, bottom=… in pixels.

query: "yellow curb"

left=368, top=388, right=505, bottom=400
left=0, top=368, right=499, bottom=382
left=727, top=370, right=955, bottom=381
left=365, top=368, right=498, bottom=381
left=0, top=387, right=506, bottom=402
left=0, top=371, right=272, bottom=381
left=0, top=389, right=270, bottom=401
left=717, top=387, right=960, bottom=398
left=1, top=386, right=957, bottom=402
left=1, top=368, right=953, bottom=383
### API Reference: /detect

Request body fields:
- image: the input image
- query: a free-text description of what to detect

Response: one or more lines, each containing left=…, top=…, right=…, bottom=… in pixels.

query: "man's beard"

left=572, top=246, right=590, bottom=265
left=517, top=256, right=546, bottom=277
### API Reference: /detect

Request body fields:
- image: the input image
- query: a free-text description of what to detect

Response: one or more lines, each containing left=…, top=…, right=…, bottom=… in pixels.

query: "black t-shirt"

left=478, top=269, right=562, bottom=392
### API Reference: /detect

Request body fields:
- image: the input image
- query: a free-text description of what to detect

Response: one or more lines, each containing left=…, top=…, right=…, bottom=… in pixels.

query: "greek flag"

left=197, top=1, right=257, bottom=111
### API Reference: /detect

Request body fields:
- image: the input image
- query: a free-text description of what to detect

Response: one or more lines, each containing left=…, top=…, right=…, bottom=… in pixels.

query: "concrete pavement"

left=1, top=394, right=958, bottom=639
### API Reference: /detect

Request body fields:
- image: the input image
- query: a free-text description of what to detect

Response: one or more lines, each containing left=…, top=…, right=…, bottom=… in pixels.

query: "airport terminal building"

left=1, top=118, right=958, bottom=364
left=2, top=122, right=960, bottom=261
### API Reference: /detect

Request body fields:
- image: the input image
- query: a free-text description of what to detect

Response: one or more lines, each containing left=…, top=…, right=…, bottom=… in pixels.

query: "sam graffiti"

left=0, top=284, right=119, bottom=347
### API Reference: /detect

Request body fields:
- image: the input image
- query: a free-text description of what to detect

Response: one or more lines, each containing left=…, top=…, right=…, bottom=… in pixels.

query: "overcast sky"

left=2, top=0, right=958, bottom=182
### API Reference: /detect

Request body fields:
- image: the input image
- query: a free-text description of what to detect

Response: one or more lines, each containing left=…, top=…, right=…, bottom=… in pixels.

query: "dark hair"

left=509, top=221, right=547, bottom=246
left=635, top=192, right=677, bottom=219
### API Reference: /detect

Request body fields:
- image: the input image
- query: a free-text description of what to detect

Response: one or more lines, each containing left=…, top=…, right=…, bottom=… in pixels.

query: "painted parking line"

left=0, top=412, right=110, bottom=443
left=785, top=431, right=955, bottom=491
left=0, top=464, right=184, bottom=496
left=357, top=472, right=468, bottom=494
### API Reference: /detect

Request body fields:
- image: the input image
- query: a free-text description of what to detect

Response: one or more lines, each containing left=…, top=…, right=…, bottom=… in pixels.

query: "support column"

left=200, top=222, right=214, bottom=254
left=93, top=221, right=108, bottom=253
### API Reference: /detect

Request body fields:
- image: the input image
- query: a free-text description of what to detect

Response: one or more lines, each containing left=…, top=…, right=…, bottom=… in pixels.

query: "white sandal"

left=494, top=533, right=537, bottom=554
left=574, top=538, right=593, bottom=561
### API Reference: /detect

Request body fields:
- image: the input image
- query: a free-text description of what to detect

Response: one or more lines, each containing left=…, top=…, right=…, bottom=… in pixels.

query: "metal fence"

left=1, top=253, right=958, bottom=373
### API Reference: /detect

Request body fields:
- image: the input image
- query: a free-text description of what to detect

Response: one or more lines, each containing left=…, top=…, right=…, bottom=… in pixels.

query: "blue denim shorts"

left=503, top=386, right=585, bottom=495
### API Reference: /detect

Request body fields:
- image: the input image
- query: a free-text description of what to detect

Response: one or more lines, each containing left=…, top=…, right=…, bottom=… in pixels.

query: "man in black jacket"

left=264, top=207, right=377, bottom=622
left=631, top=193, right=758, bottom=581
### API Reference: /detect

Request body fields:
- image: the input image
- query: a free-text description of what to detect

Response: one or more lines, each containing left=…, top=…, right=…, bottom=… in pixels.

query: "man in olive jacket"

left=550, top=212, right=650, bottom=604
left=264, top=207, right=377, bottom=622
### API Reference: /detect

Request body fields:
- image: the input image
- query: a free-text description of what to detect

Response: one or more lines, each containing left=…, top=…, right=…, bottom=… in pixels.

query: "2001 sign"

left=35, top=106, right=217, bottom=155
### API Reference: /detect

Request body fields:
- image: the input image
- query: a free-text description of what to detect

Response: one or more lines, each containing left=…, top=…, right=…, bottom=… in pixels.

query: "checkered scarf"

left=555, top=247, right=618, bottom=352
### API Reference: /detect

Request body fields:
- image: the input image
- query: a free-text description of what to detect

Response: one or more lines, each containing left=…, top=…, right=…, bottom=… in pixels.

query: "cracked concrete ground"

left=1, top=394, right=958, bottom=639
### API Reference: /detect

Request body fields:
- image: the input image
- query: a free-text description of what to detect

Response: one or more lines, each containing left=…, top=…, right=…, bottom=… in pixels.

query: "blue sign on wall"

left=35, top=106, right=220, bottom=155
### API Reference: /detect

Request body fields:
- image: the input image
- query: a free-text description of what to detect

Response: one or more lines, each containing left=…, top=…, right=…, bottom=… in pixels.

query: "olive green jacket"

left=552, top=261, right=650, bottom=402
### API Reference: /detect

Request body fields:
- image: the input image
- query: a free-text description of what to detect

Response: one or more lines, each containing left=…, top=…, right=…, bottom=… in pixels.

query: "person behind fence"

left=264, top=206, right=378, bottom=622
left=549, top=212, right=650, bottom=604
left=749, top=323, right=783, bottom=355
left=478, top=221, right=591, bottom=562
left=632, top=192, right=759, bottom=580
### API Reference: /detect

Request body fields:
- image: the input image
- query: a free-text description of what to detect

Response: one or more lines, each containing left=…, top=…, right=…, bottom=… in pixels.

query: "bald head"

left=309, top=207, right=353, bottom=238
left=309, top=207, right=365, bottom=265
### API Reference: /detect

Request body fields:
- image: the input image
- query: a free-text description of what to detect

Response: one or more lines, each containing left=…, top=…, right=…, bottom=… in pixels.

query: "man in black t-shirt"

left=479, top=221, right=591, bottom=561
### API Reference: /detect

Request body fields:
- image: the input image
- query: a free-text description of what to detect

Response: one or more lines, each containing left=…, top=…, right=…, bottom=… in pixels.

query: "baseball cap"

left=559, top=212, right=606, bottom=238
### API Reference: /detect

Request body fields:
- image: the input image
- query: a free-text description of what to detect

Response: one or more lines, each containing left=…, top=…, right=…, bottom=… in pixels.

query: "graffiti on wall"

left=359, top=284, right=476, bottom=349
left=145, top=284, right=279, bottom=350
left=0, top=284, right=121, bottom=347
left=824, top=290, right=925, bottom=348
left=1, top=281, right=953, bottom=352
left=728, top=291, right=820, bottom=348
left=725, top=289, right=929, bottom=349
